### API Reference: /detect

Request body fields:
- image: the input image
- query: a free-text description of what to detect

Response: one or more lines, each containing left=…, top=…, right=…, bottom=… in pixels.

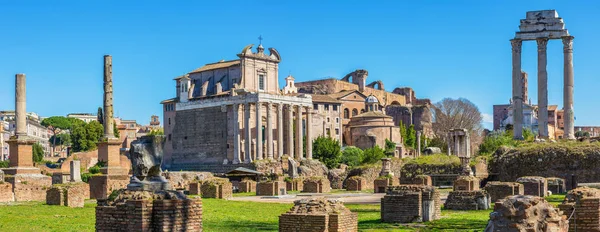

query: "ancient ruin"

left=381, top=185, right=441, bottom=223
left=485, top=195, right=568, bottom=232
left=516, top=176, right=548, bottom=197
left=238, top=180, right=256, bottom=193
left=558, top=187, right=600, bottom=232
left=346, top=176, right=367, bottom=191
left=547, top=177, right=567, bottom=194
left=279, top=198, right=358, bottom=232
left=484, top=181, right=524, bottom=203
left=303, top=177, right=331, bottom=193
left=511, top=10, right=575, bottom=139
left=257, top=181, right=286, bottom=196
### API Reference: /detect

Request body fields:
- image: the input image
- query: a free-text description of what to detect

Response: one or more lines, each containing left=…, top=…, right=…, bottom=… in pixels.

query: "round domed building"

left=346, top=95, right=402, bottom=151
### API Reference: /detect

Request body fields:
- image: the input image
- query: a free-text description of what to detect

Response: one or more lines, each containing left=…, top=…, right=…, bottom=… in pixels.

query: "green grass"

left=0, top=198, right=494, bottom=232
left=545, top=194, right=566, bottom=207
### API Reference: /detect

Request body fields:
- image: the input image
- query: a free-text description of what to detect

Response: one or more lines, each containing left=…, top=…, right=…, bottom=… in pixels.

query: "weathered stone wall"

left=487, top=195, right=568, bottom=232
left=189, top=182, right=201, bottom=195
left=96, top=198, right=203, bottom=232
left=5, top=174, right=52, bottom=201
left=401, top=175, right=432, bottom=186
left=346, top=176, right=367, bottom=191
left=0, top=182, right=14, bottom=202
left=46, top=183, right=88, bottom=208
left=278, top=198, right=357, bottom=232
left=347, top=158, right=402, bottom=190
left=52, top=172, right=70, bottom=184
left=381, top=185, right=441, bottom=223
left=285, top=178, right=303, bottom=192
left=162, top=171, right=213, bottom=190
left=547, top=177, right=566, bottom=194
left=303, top=178, right=331, bottom=193
left=238, top=180, right=256, bottom=193
left=444, top=190, right=490, bottom=210
left=484, top=181, right=524, bottom=203
left=374, top=178, right=399, bottom=193
left=454, top=176, right=480, bottom=191
left=516, top=176, right=547, bottom=197
left=200, top=179, right=232, bottom=199
left=257, top=181, right=285, bottom=196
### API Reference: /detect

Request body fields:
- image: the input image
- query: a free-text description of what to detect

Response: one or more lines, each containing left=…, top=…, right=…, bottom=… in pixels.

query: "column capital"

left=510, top=39, right=522, bottom=53
left=536, top=37, right=549, bottom=52
left=562, top=36, right=574, bottom=53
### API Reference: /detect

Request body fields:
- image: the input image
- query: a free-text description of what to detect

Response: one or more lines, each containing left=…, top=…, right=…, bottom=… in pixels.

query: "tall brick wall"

left=558, top=187, right=600, bottom=232
left=96, top=198, right=203, bottom=232
left=484, top=182, right=524, bottom=203
left=257, top=181, right=285, bottom=196
left=89, top=175, right=129, bottom=199
left=172, top=107, right=228, bottom=166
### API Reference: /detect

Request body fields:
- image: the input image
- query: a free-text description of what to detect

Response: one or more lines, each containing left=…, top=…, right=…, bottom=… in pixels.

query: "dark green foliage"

left=399, top=121, right=407, bottom=143
left=405, top=124, right=416, bottom=148
left=428, top=137, right=448, bottom=153
left=0, top=160, right=8, bottom=168
left=384, top=139, right=396, bottom=155
left=41, top=116, right=73, bottom=156
left=49, top=133, right=71, bottom=146
left=81, top=173, right=93, bottom=183
left=71, top=121, right=104, bottom=152
left=575, top=130, right=590, bottom=138
left=340, top=146, right=364, bottom=167
left=147, top=129, right=164, bottom=136
left=419, top=133, right=428, bottom=151
left=478, top=130, right=518, bottom=156
left=312, top=136, right=342, bottom=169
left=362, top=145, right=386, bottom=164
left=97, top=107, right=104, bottom=125
left=113, top=123, right=120, bottom=138
left=32, top=143, right=44, bottom=163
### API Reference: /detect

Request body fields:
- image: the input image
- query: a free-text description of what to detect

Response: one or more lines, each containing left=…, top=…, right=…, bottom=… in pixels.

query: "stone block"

left=444, top=190, right=491, bottom=210
left=558, top=187, right=600, bottom=232
left=484, top=181, right=524, bottom=203
left=52, top=172, right=70, bottom=184
left=453, top=175, right=479, bottom=191
left=238, top=180, right=256, bottom=193
left=5, top=174, right=52, bottom=201
left=516, top=176, right=547, bottom=197
left=381, top=185, right=441, bottom=223
left=46, top=183, right=87, bottom=208
left=70, top=160, right=82, bottom=182
left=88, top=174, right=129, bottom=199
left=257, top=181, right=286, bottom=196
left=488, top=195, right=568, bottom=232
left=279, top=198, right=357, bottom=232
left=303, top=177, right=330, bottom=193
left=547, top=177, right=566, bottom=194
left=346, top=176, right=367, bottom=191
left=374, top=178, right=399, bottom=193
left=0, top=182, right=14, bottom=202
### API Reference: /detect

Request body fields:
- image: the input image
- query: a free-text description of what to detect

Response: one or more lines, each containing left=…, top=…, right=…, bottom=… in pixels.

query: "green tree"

left=312, top=136, right=342, bottom=169
left=148, top=128, right=164, bottom=136
left=340, top=146, right=364, bottom=167
left=384, top=139, right=396, bottom=156
left=113, top=123, right=120, bottom=138
left=362, top=145, right=386, bottom=164
left=419, top=132, right=428, bottom=152
left=49, top=133, right=71, bottom=153
left=71, top=120, right=104, bottom=152
left=427, top=137, right=448, bottom=153
left=399, top=121, right=407, bottom=143
left=405, top=124, right=416, bottom=148
left=41, top=116, right=72, bottom=156
left=478, top=130, right=517, bottom=156
left=32, top=143, right=44, bottom=163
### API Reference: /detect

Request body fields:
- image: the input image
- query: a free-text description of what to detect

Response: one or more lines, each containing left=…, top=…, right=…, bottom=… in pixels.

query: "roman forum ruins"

left=511, top=10, right=575, bottom=140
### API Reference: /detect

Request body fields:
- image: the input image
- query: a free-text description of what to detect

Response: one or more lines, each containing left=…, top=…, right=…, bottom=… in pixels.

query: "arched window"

left=361, top=109, right=365, bottom=114
left=344, top=108, right=350, bottom=119
left=352, top=109, right=358, bottom=116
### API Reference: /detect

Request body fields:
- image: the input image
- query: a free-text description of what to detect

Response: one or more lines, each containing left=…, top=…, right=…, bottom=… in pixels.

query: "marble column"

left=306, top=106, right=313, bottom=160
left=103, top=55, right=115, bottom=139
left=244, top=103, right=253, bottom=163
left=537, top=38, right=549, bottom=138
left=232, top=104, right=241, bottom=164
left=256, top=102, right=263, bottom=160
left=266, top=102, right=274, bottom=160
left=287, top=105, right=295, bottom=158
left=511, top=39, right=524, bottom=140
left=454, top=135, right=460, bottom=157
left=15, top=74, right=27, bottom=137
left=563, top=36, right=575, bottom=140
left=416, top=131, right=421, bottom=157
left=295, top=105, right=303, bottom=160
left=277, top=103, right=284, bottom=159
left=446, top=133, right=452, bottom=156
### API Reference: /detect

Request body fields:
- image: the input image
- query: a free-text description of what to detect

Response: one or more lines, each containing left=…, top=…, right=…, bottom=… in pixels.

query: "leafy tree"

left=427, top=137, right=448, bottom=153
left=419, top=132, right=428, bottom=151
left=71, top=120, right=104, bottom=152
left=575, top=130, right=590, bottom=138
left=340, top=146, right=364, bottom=167
left=41, top=116, right=72, bottom=156
left=148, top=129, right=164, bottom=136
left=97, top=107, right=104, bottom=125
left=362, top=145, right=386, bottom=164
left=405, top=124, right=416, bottom=148
left=399, top=121, right=407, bottom=143
left=32, top=143, right=44, bottom=163
left=312, top=136, right=342, bottom=169
left=432, top=97, right=484, bottom=152
left=49, top=133, right=71, bottom=154
left=384, top=139, right=396, bottom=155
left=478, top=130, right=517, bottom=156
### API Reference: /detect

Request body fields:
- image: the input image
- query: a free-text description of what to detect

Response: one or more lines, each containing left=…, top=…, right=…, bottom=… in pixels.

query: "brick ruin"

left=303, top=177, right=331, bottom=193
left=444, top=191, right=491, bottom=210
left=257, top=181, right=286, bottom=196
left=5, top=174, right=52, bottom=202
left=374, top=177, right=399, bottom=193
left=191, top=178, right=232, bottom=199
left=0, top=182, right=13, bottom=202
left=346, top=176, right=367, bottom=191
left=285, top=178, right=303, bottom=192
left=381, top=185, right=441, bottom=223
left=46, top=182, right=88, bottom=208
left=96, top=190, right=202, bottom=232
left=558, top=187, right=600, bottom=232
left=516, top=176, right=548, bottom=197
left=279, top=198, right=358, bottom=232
left=238, top=180, right=256, bottom=193
left=486, top=195, right=568, bottom=232
left=453, top=176, right=480, bottom=191
left=89, top=175, right=129, bottom=199
left=401, top=175, right=432, bottom=186
left=484, top=181, right=524, bottom=203
left=163, top=171, right=214, bottom=191
left=547, top=177, right=567, bottom=194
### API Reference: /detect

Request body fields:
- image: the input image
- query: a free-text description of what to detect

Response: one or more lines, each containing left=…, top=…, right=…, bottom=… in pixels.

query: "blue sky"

left=1, top=1, right=598, bottom=129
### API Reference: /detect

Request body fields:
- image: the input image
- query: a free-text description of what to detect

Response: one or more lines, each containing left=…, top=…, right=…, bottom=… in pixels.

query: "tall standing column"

left=103, top=55, right=115, bottom=139
left=232, top=104, right=241, bottom=164
left=446, top=133, right=452, bottom=156
left=511, top=39, right=524, bottom=140
left=306, top=106, right=313, bottom=160
left=266, top=102, right=274, bottom=160
left=256, top=102, right=263, bottom=160
left=295, top=105, right=303, bottom=160
left=287, top=105, right=295, bottom=158
left=15, top=74, right=27, bottom=137
left=563, top=36, right=575, bottom=140
left=416, top=131, right=421, bottom=157
left=244, top=103, right=253, bottom=163
left=454, top=135, right=460, bottom=157
left=277, top=103, right=284, bottom=159
left=537, top=38, right=549, bottom=138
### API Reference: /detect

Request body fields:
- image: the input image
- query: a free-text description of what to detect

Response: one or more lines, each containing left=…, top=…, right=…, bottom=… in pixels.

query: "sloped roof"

left=160, top=98, right=177, bottom=104
left=226, top=167, right=263, bottom=176
left=352, top=111, right=392, bottom=118
left=327, top=90, right=367, bottom=100
left=189, top=60, right=240, bottom=74
left=310, top=95, right=341, bottom=104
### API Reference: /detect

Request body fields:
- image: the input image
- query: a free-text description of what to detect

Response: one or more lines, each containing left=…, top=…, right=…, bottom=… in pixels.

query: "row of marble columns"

left=510, top=36, right=575, bottom=139
left=232, top=102, right=313, bottom=164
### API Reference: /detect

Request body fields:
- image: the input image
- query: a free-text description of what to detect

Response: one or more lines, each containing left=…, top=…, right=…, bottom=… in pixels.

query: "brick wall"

left=278, top=198, right=358, bottom=232
left=96, top=198, right=202, bottom=232
left=257, top=181, right=286, bottom=196
left=444, top=190, right=491, bottom=210
left=89, top=174, right=129, bottom=199
left=401, top=175, right=432, bottom=186
left=559, top=198, right=600, bottom=232
left=374, top=178, right=399, bottom=193
left=0, top=182, right=14, bottom=202
left=303, top=178, right=331, bottom=193
left=163, top=171, right=214, bottom=190
left=5, top=174, right=52, bottom=201
left=453, top=176, right=479, bottom=191
left=381, top=185, right=441, bottom=223
left=238, top=180, right=256, bottom=193
left=285, top=179, right=303, bottom=192
left=346, top=177, right=366, bottom=191
left=200, top=182, right=232, bottom=199
left=517, top=176, right=547, bottom=197
left=46, top=183, right=88, bottom=208
left=484, top=182, right=524, bottom=203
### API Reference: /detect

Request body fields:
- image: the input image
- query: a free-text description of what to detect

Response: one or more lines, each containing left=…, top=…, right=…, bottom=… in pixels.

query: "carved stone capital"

left=536, top=38, right=549, bottom=52
left=510, top=39, right=522, bottom=54
left=562, top=36, right=574, bottom=53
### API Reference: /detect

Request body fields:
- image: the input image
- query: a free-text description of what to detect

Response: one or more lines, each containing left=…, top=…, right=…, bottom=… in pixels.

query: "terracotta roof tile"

left=189, top=60, right=240, bottom=74
left=310, top=94, right=341, bottom=104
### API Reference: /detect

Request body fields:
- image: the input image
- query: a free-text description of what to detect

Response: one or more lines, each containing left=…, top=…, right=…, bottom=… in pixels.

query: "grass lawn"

left=0, top=198, right=497, bottom=232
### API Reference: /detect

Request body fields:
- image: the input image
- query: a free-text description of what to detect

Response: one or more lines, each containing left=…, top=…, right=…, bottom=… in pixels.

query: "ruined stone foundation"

left=5, top=174, right=52, bottom=201
left=485, top=195, right=568, bottom=232
left=279, top=198, right=358, bottom=232
left=381, top=185, right=441, bottom=223
left=558, top=187, right=600, bottom=232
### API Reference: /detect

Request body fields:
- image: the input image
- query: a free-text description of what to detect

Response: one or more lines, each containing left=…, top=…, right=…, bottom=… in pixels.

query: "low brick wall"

left=257, top=181, right=286, bottom=196
left=5, top=174, right=52, bottom=201
left=484, top=181, right=524, bottom=203
left=0, top=182, right=14, bottom=202
left=558, top=187, right=600, bottom=232
left=279, top=198, right=357, bottom=232
left=303, top=178, right=331, bottom=193
left=381, top=185, right=441, bottom=223
left=162, top=171, right=213, bottom=190
left=200, top=182, right=232, bottom=199
left=238, top=180, right=256, bottom=193
left=374, top=178, right=399, bottom=193
left=453, top=176, right=479, bottom=191
left=516, top=176, right=547, bottom=197
left=46, top=182, right=88, bottom=208
left=89, top=174, right=129, bottom=200
left=346, top=176, right=367, bottom=191
left=401, top=175, right=432, bottom=186
left=52, top=172, right=70, bottom=184
left=547, top=177, right=566, bottom=194
left=189, top=182, right=201, bottom=195
left=285, top=178, right=303, bottom=192
left=96, top=198, right=203, bottom=231
left=444, top=190, right=491, bottom=210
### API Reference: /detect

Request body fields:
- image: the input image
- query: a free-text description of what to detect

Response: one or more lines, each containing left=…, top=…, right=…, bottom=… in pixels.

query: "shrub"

left=384, top=139, right=396, bottom=155
left=81, top=173, right=93, bottom=183
left=0, top=160, right=8, bottom=168
left=362, top=145, right=386, bottom=164
left=478, top=130, right=518, bottom=156
left=32, top=143, right=44, bottom=163
left=341, top=146, right=364, bottom=167
left=312, top=136, right=342, bottom=169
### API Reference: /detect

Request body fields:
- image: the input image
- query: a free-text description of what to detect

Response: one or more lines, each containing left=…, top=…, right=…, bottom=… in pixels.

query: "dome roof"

left=366, top=95, right=379, bottom=103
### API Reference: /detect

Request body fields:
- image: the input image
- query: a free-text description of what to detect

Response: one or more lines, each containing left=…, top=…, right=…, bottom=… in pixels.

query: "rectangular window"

left=324, top=104, right=329, bottom=111
left=259, top=74, right=265, bottom=90
left=333, top=105, right=338, bottom=111
left=336, top=117, right=339, bottom=123
left=313, top=104, right=318, bottom=110
left=335, top=128, right=339, bottom=135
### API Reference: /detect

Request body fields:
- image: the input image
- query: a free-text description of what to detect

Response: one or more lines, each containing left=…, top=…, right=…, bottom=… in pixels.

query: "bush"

left=427, top=137, right=447, bottom=153
left=312, top=136, right=342, bottom=169
left=384, top=139, right=396, bottom=155
left=478, top=130, right=518, bottom=156
left=32, top=143, right=44, bottom=163
left=0, top=160, right=8, bottom=168
left=362, top=145, right=386, bottom=164
left=341, top=146, right=364, bottom=167
left=81, top=173, right=93, bottom=183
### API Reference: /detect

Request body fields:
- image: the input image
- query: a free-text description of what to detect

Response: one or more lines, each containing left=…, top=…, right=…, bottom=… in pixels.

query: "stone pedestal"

left=98, top=139, right=128, bottom=175
left=257, top=181, right=286, bottom=196
left=3, top=139, right=40, bottom=175
left=484, top=181, right=524, bottom=203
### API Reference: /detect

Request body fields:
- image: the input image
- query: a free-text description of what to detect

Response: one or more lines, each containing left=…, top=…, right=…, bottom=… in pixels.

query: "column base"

left=7, top=137, right=36, bottom=168
left=99, top=166, right=129, bottom=175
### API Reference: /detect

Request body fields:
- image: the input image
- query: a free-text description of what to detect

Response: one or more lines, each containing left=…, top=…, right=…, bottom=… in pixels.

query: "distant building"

left=67, top=113, right=98, bottom=123
left=0, top=110, right=40, bottom=122
left=0, top=121, right=9, bottom=160
left=150, top=115, right=160, bottom=126
left=575, top=126, right=600, bottom=137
